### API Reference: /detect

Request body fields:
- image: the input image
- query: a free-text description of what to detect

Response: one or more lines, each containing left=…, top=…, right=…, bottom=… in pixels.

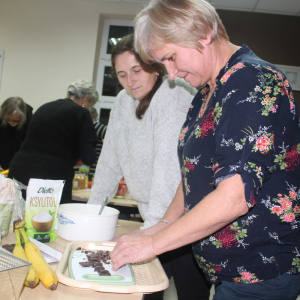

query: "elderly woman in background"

left=110, top=1, right=300, bottom=299
left=0, top=97, right=33, bottom=171
left=8, top=79, right=98, bottom=204
left=89, top=34, right=211, bottom=300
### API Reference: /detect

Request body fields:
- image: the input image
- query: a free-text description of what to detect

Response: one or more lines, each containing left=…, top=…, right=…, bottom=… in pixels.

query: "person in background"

left=8, top=79, right=98, bottom=204
left=110, top=1, right=300, bottom=300
left=88, top=34, right=211, bottom=300
left=88, top=107, right=107, bottom=178
left=0, top=96, right=33, bottom=171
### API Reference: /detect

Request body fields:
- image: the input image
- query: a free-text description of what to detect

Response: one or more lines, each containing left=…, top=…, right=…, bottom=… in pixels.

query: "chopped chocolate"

left=87, top=253, right=98, bottom=258
left=77, top=249, right=113, bottom=273
left=88, top=258, right=101, bottom=262
left=79, top=262, right=93, bottom=267
left=99, top=270, right=111, bottom=276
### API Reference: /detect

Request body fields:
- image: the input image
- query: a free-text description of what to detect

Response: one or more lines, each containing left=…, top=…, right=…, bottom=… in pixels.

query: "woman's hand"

left=111, top=221, right=167, bottom=243
left=110, top=235, right=156, bottom=270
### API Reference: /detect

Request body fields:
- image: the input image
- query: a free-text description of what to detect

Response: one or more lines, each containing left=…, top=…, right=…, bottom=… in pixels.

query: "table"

left=72, top=190, right=140, bottom=221
left=72, top=189, right=138, bottom=208
left=1, top=220, right=144, bottom=300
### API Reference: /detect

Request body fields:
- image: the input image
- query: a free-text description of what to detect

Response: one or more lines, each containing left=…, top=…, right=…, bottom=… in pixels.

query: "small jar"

left=77, top=172, right=86, bottom=190
left=73, top=172, right=80, bottom=190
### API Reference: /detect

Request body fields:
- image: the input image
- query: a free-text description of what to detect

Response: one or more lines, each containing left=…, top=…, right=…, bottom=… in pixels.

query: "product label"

left=34, top=233, right=50, bottom=243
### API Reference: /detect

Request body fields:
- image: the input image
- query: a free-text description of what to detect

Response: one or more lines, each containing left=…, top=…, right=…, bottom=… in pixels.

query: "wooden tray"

left=56, top=241, right=169, bottom=294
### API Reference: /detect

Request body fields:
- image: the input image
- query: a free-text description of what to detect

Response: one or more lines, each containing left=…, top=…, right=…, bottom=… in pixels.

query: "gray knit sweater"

left=88, top=77, right=197, bottom=229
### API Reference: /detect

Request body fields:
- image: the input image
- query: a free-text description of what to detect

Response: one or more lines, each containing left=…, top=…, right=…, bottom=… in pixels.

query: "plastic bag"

left=10, top=179, right=26, bottom=226
left=0, top=175, right=14, bottom=237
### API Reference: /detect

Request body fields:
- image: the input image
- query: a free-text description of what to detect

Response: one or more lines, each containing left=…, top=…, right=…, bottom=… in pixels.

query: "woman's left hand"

left=110, top=235, right=155, bottom=270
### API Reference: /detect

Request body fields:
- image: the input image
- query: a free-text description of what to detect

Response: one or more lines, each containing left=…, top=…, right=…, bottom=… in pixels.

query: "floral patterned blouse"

left=178, top=45, right=300, bottom=285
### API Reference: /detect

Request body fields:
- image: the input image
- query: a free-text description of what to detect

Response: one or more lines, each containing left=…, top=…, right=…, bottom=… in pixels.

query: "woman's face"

left=151, top=42, right=213, bottom=88
left=114, top=51, right=158, bottom=100
left=4, top=113, right=21, bottom=127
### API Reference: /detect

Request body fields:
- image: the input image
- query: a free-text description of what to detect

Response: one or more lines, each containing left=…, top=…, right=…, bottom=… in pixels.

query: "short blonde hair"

left=134, top=0, right=228, bottom=63
left=0, top=96, right=27, bottom=129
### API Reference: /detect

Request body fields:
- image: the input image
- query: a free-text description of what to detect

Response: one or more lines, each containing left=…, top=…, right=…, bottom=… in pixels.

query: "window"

left=95, top=19, right=133, bottom=105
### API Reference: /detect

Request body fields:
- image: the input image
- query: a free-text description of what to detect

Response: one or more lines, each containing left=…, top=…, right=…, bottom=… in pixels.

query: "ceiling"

left=108, top=0, right=300, bottom=17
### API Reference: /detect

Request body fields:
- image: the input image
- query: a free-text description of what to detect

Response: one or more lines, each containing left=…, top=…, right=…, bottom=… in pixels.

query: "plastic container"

left=57, top=204, right=119, bottom=241
left=56, top=241, right=169, bottom=294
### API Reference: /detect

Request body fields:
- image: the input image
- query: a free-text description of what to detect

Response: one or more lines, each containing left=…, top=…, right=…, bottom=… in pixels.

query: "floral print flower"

left=220, top=63, right=245, bottom=84
left=279, top=197, right=292, bottom=210
left=284, top=213, right=295, bottom=222
left=283, top=145, right=300, bottom=171
left=266, top=184, right=300, bottom=228
left=275, top=144, right=300, bottom=171
left=214, top=225, right=238, bottom=249
left=234, top=268, right=260, bottom=284
left=262, top=86, right=272, bottom=94
left=241, top=272, right=252, bottom=281
left=272, top=206, right=283, bottom=215
left=195, top=108, right=217, bottom=138
left=255, top=135, right=273, bottom=153
left=194, top=255, right=224, bottom=282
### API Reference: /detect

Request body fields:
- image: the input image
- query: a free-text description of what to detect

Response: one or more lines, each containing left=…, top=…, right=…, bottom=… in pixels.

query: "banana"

left=20, top=227, right=58, bottom=291
left=13, top=229, right=39, bottom=288
left=0, top=169, right=9, bottom=175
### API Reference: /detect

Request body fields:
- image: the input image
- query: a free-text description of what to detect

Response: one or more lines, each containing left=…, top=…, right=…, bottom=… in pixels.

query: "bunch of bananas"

left=13, top=227, right=58, bottom=290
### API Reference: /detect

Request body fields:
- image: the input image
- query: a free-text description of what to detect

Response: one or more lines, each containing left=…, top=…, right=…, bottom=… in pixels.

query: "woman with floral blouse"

left=110, top=0, right=300, bottom=299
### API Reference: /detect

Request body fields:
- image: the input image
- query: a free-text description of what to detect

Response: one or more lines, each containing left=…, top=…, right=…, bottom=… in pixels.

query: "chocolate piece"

left=88, top=257, right=100, bottom=262
left=94, top=266, right=105, bottom=271
left=79, top=262, right=93, bottom=267
left=87, top=253, right=98, bottom=258
left=99, top=270, right=111, bottom=276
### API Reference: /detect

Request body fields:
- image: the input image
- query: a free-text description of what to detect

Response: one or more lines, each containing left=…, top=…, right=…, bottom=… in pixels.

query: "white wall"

left=0, top=0, right=144, bottom=111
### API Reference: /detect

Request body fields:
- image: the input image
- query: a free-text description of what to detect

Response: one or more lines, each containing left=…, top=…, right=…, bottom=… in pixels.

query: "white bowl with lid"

left=57, top=204, right=120, bottom=241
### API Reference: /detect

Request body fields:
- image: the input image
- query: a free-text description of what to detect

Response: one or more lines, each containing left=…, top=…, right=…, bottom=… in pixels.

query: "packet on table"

left=25, top=179, right=65, bottom=243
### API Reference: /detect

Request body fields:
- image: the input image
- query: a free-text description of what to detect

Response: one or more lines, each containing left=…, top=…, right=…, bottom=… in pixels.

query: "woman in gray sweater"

left=89, top=34, right=211, bottom=300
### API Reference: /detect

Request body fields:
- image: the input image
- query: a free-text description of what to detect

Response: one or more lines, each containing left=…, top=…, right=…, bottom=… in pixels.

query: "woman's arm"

left=110, top=174, right=248, bottom=270
left=113, top=181, right=185, bottom=241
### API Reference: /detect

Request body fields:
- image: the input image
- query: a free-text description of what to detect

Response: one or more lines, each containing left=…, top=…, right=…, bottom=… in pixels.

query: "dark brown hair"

left=111, top=33, right=165, bottom=119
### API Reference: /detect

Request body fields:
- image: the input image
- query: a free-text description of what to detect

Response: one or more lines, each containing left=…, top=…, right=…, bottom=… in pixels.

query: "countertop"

left=1, top=220, right=144, bottom=300
left=72, top=189, right=138, bottom=208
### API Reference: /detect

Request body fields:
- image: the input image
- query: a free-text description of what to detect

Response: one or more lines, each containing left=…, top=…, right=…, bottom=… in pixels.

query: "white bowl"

left=57, top=204, right=120, bottom=241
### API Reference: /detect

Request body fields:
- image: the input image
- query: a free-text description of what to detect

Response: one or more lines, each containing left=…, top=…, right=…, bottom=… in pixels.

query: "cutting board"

left=68, top=250, right=136, bottom=286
